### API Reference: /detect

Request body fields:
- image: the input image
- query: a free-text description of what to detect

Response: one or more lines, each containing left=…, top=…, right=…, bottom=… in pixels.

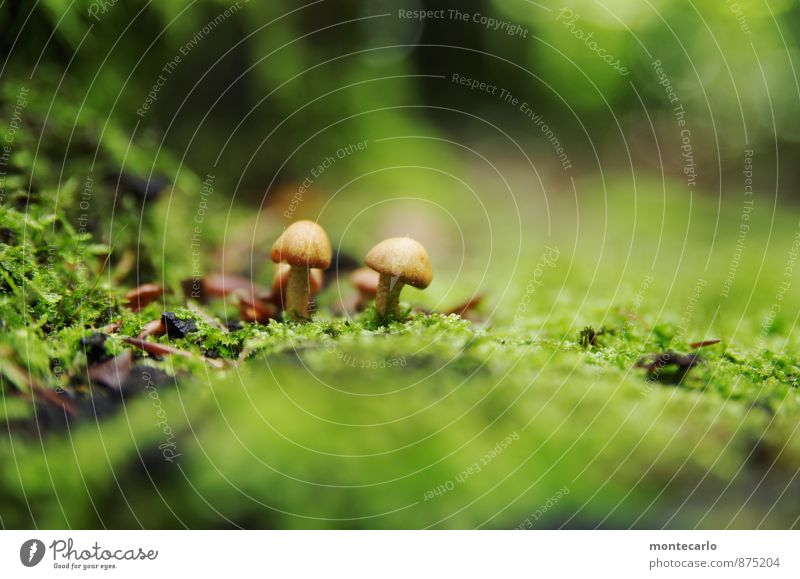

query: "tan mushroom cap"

left=271, top=220, right=332, bottom=269
left=349, top=267, right=380, bottom=294
left=365, top=237, right=433, bottom=289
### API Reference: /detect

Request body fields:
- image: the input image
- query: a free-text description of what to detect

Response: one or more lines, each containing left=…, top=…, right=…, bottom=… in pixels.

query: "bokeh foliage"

left=2, top=0, right=800, bottom=529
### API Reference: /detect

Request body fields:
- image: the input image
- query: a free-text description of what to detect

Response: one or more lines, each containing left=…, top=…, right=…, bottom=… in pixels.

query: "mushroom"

left=271, top=262, right=324, bottom=310
left=349, top=267, right=380, bottom=311
left=270, top=220, right=332, bottom=320
left=364, top=237, right=433, bottom=320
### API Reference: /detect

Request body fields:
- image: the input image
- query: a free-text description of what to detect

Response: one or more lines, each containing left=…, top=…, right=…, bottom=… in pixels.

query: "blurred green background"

left=6, top=0, right=800, bottom=195
left=4, top=0, right=800, bottom=297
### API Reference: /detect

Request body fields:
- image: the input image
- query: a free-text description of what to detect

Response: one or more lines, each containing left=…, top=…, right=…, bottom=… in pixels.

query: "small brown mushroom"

left=271, top=262, right=324, bottom=310
left=270, top=221, right=332, bottom=320
left=365, top=237, right=433, bottom=320
left=349, top=267, right=380, bottom=311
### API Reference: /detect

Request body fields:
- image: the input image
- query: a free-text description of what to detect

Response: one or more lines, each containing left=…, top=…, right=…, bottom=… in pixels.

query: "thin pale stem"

left=285, top=265, right=310, bottom=320
left=375, top=274, right=404, bottom=320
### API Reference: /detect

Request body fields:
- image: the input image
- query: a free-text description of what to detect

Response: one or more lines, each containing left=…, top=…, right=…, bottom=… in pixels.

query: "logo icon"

left=20, top=539, right=46, bottom=567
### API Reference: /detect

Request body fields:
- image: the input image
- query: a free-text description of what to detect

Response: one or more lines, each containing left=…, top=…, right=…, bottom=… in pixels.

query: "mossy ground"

left=2, top=80, right=800, bottom=529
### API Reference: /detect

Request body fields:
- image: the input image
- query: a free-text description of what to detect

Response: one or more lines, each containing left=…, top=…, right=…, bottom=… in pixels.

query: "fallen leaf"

left=88, top=350, right=134, bottom=391
left=123, top=337, right=224, bottom=368
left=690, top=339, right=721, bottom=349
left=635, top=351, right=701, bottom=384
left=125, top=283, right=164, bottom=311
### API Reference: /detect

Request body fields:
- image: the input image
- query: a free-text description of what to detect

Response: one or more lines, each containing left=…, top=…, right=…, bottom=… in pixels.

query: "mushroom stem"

left=285, top=265, right=310, bottom=320
left=376, top=274, right=405, bottom=319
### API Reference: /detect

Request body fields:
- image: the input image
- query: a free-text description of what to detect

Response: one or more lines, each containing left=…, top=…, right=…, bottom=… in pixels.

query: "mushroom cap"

left=271, top=220, right=332, bottom=269
left=272, top=262, right=324, bottom=296
left=365, top=237, right=433, bottom=289
left=349, top=267, right=380, bottom=295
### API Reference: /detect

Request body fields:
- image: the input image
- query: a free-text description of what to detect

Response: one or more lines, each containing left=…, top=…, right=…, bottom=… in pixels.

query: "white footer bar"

left=1, top=531, right=796, bottom=578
